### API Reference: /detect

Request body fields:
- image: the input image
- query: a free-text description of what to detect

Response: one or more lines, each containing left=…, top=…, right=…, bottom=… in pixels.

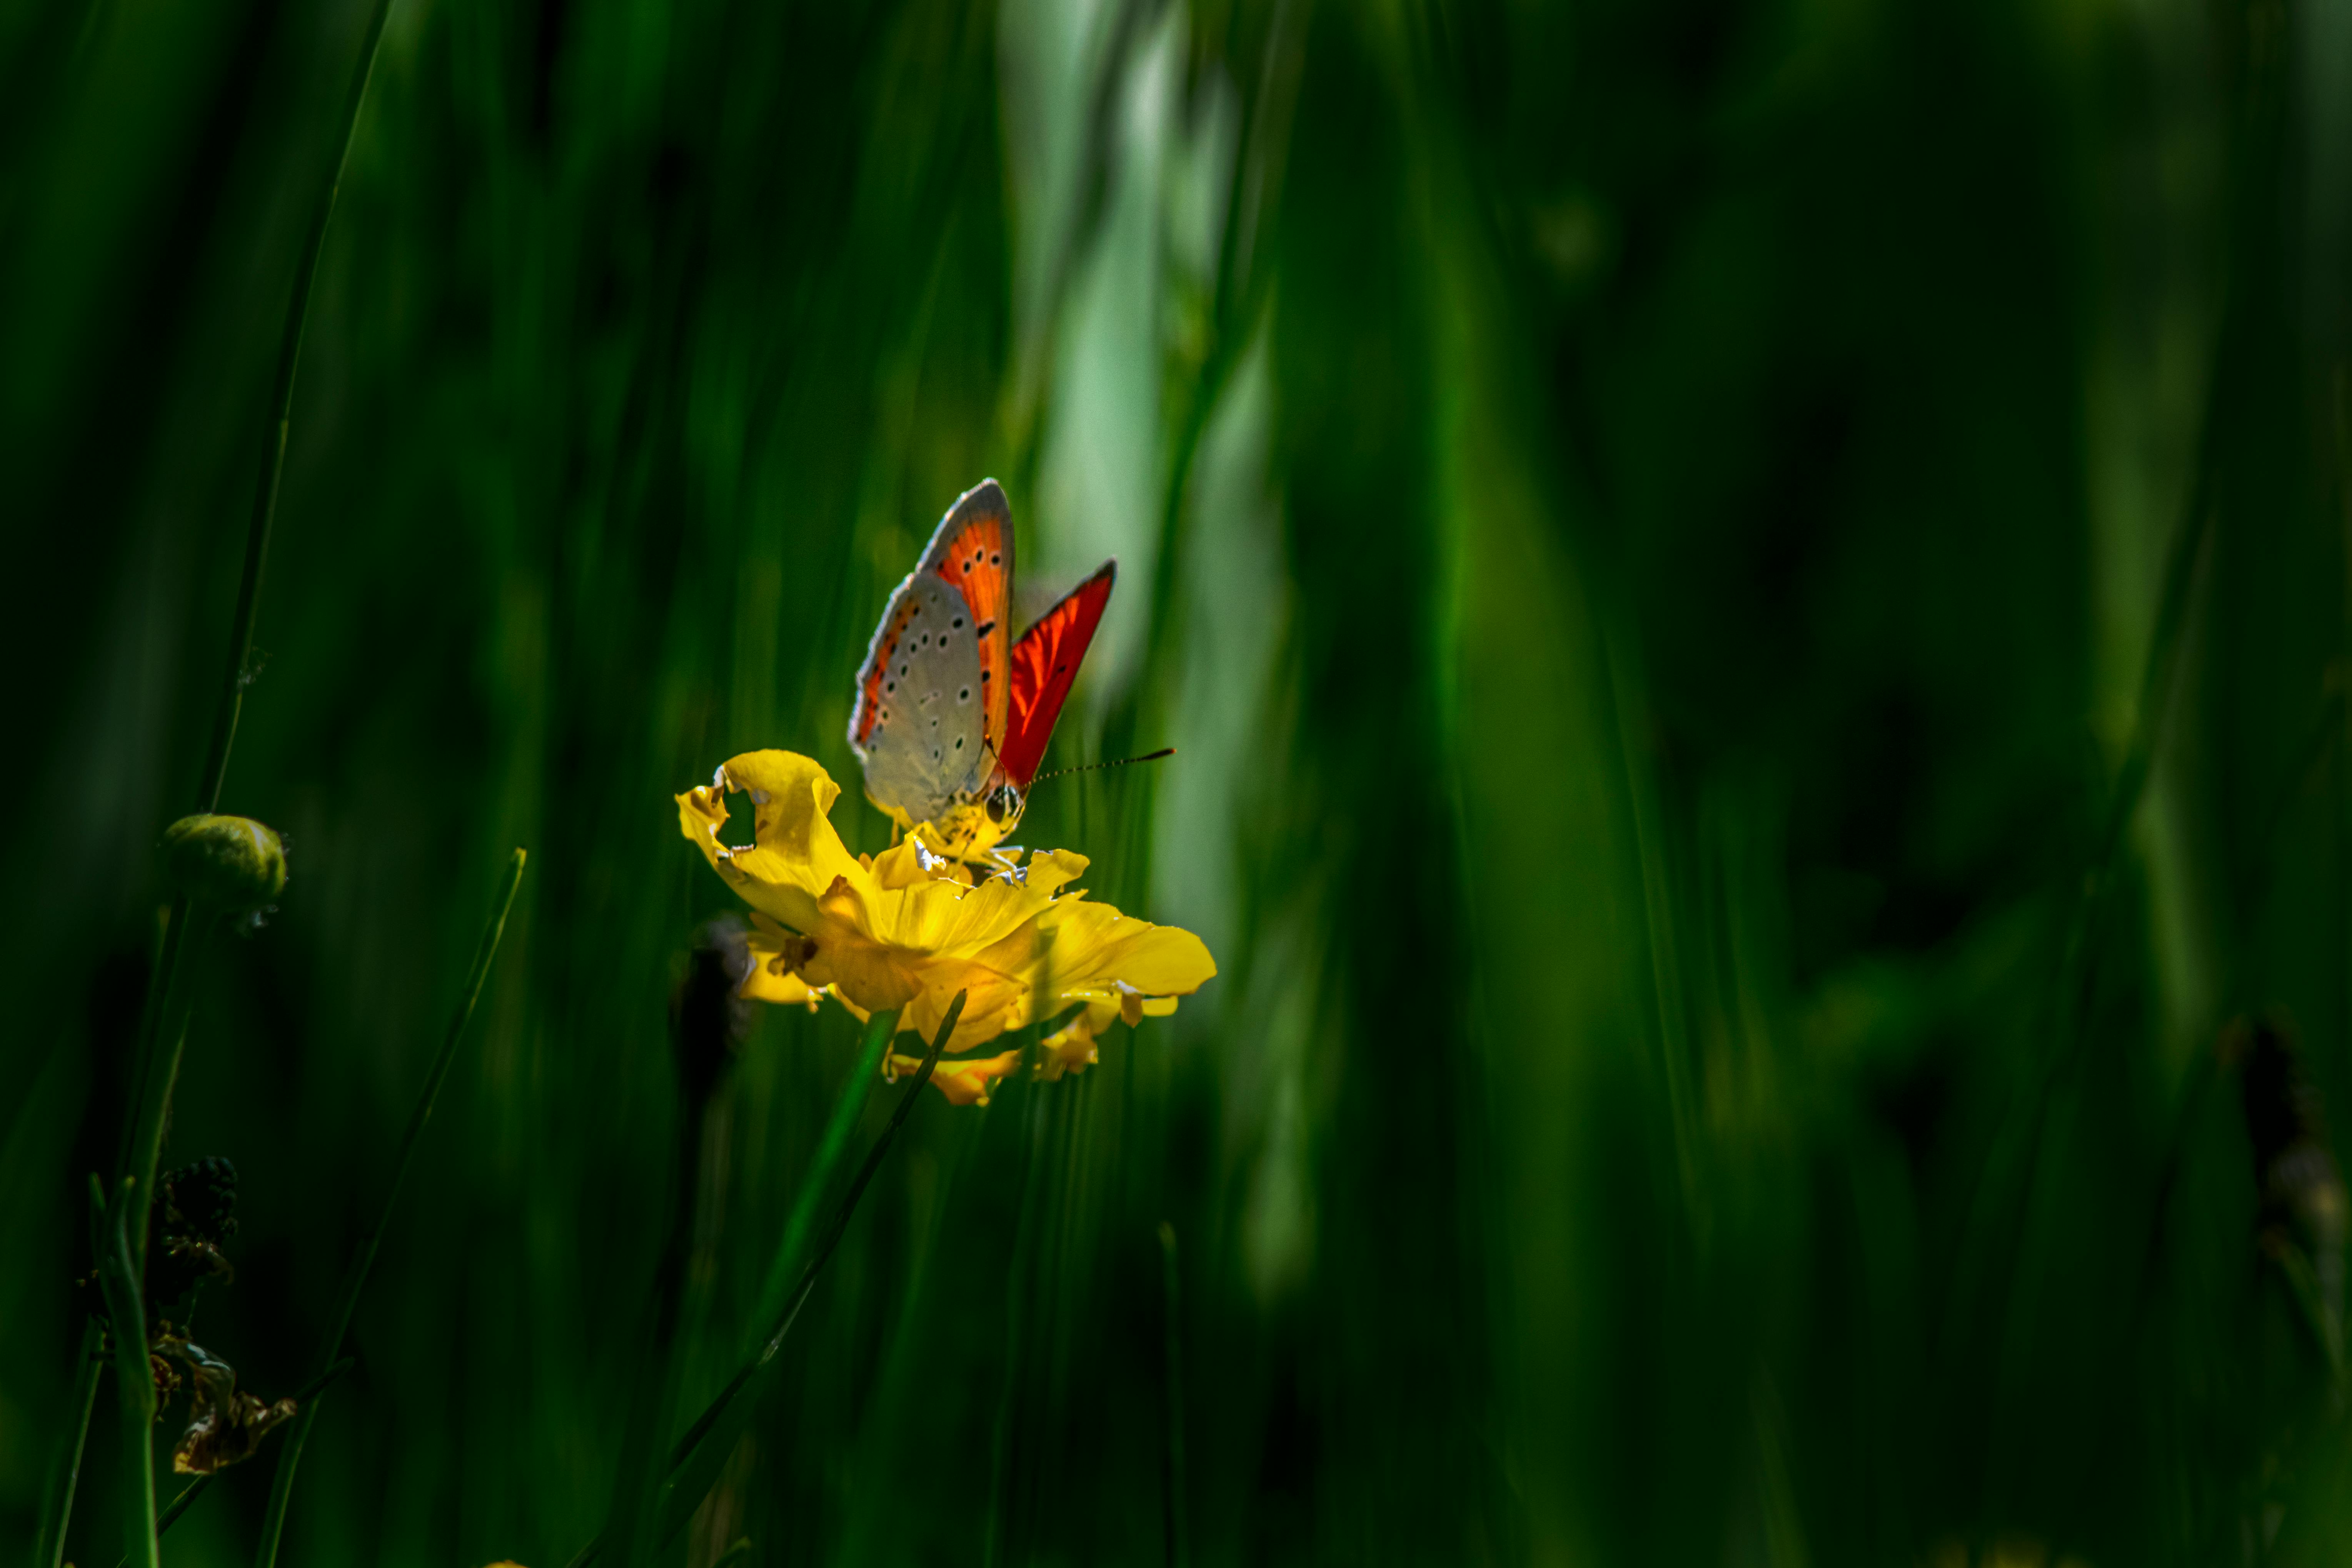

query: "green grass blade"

left=252, top=850, right=526, bottom=1568
left=654, top=998, right=957, bottom=1538
left=31, top=1318, right=103, bottom=1568
left=93, top=1177, right=155, bottom=1568
left=1157, top=1220, right=1189, bottom=1568
left=195, top=0, right=398, bottom=812
left=562, top=994, right=957, bottom=1567
left=116, top=903, right=200, bottom=1278
left=745, top=1003, right=900, bottom=1343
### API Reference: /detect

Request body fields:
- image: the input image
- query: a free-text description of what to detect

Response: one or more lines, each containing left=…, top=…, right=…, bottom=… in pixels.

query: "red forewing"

left=998, top=561, right=1116, bottom=790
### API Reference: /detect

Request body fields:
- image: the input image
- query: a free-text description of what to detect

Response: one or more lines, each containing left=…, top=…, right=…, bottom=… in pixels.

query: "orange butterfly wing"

left=916, top=480, right=1014, bottom=759
left=854, top=479, right=1014, bottom=761
left=998, top=561, right=1116, bottom=790
left=851, top=593, right=918, bottom=750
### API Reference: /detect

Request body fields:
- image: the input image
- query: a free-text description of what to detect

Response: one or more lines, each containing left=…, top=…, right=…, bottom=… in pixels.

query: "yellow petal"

left=1037, top=1004, right=1114, bottom=1081
left=673, top=752, right=864, bottom=933
left=1024, top=900, right=1216, bottom=1026
left=797, top=926, right=925, bottom=1012
left=899, top=961, right=1029, bottom=1050
left=888, top=1047, right=1023, bottom=1106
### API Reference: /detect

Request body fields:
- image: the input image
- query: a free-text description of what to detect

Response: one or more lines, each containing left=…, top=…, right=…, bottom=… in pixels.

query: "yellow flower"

left=676, top=751, right=1216, bottom=1097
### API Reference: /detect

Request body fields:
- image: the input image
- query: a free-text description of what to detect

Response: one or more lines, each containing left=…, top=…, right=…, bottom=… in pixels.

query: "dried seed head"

left=161, top=1157, right=239, bottom=1243
left=148, top=1157, right=240, bottom=1314
left=163, top=815, right=287, bottom=915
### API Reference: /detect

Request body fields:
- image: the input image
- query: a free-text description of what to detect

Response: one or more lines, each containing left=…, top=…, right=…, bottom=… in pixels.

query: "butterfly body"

left=849, top=480, right=1116, bottom=861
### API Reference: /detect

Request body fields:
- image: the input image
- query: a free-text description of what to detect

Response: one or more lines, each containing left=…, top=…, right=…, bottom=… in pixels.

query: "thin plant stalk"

left=31, top=1319, right=103, bottom=1568
left=43, top=0, right=400, bottom=1546
left=253, top=850, right=527, bottom=1568
left=746, top=1004, right=901, bottom=1339
left=195, top=0, right=398, bottom=814
left=119, top=908, right=205, bottom=1273
left=92, top=1178, right=156, bottom=1568
left=562, top=995, right=957, bottom=1568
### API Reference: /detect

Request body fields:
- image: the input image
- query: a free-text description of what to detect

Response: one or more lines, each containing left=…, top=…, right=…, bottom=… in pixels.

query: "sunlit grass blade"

left=253, top=849, right=526, bottom=1568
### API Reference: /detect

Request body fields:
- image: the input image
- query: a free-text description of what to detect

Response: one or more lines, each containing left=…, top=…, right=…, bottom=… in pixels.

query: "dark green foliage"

left=7, top=0, right=2352, bottom=1563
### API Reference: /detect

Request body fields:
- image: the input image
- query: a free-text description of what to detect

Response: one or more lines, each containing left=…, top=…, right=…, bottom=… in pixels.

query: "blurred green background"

left=8, top=0, right=2352, bottom=1561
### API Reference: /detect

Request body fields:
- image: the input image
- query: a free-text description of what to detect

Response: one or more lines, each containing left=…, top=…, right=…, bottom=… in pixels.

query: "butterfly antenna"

left=1031, top=747, right=1176, bottom=786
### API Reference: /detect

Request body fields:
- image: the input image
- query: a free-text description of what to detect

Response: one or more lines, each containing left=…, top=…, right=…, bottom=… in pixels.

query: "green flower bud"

left=163, top=815, right=287, bottom=914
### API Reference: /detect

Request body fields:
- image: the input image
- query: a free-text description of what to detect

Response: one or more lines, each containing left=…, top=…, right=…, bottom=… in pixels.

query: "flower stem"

left=560, top=996, right=956, bottom=1568
left=30, top=1319, right=103, bottom=1568
left=746, top=1004, right=901, bottom=1341
left=252, top=849, right=525, bottom=1568
left=194, top=0, right=397, bottom=814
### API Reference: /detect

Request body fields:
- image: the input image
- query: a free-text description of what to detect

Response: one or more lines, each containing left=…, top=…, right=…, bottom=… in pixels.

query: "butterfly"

left=848, top=479, right=1116, bottom=862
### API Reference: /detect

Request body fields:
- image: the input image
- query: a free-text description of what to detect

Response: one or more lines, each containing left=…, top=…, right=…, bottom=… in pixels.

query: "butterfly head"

left=881, top=780, right=1028, bottom=866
